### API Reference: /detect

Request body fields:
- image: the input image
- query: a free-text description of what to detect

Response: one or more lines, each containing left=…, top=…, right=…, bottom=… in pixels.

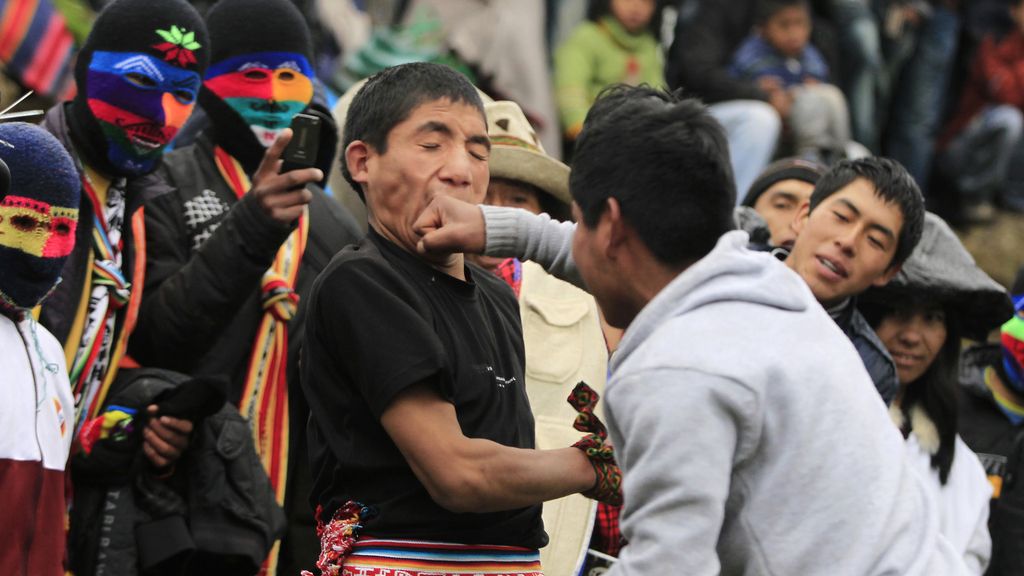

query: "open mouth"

left=890, top=351, right=925, bottom=367
left=116, top=119, right=170, bottom=150
left=816, top=255, right=848, bottom=279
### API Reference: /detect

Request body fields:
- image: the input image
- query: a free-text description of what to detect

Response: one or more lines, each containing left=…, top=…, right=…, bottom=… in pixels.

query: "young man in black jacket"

left=128, top=1, right=361, bottom=573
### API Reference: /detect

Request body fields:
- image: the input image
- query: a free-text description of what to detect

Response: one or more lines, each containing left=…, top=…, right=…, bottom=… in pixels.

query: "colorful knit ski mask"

left=201, top=0, right=314, bottom=148
left=1001, top=294, right=1024, bottom=396
left=0, top=123, right=80, bottom=313
left=70, top=0, right=208, bottom=176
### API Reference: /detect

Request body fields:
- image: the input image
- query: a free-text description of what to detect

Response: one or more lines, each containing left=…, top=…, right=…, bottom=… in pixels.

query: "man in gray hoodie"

left=415, top=85, right=963, bottom=574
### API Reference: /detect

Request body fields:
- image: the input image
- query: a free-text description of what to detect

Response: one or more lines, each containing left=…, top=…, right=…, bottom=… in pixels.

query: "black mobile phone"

left=281, top=112, right=321, bottom=173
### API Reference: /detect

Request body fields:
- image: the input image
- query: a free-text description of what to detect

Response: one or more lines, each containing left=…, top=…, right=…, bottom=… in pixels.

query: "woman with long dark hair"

left=861, top=213, right=1013, bottom=575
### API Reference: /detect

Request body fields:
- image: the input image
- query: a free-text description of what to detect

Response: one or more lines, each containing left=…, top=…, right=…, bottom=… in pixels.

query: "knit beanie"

left=199, top=0, right=314, bottom=172
left=0, top=122, right=80, bottom=315
left=68, top=0, right=209, bottom=176
left=1000, top=271, right=1024, bottom=395
left=742, top=157, right=827, bottom=207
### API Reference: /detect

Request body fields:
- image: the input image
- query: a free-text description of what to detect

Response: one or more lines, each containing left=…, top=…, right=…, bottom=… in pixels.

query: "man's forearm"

left=481, top=205, right=584, bottom=288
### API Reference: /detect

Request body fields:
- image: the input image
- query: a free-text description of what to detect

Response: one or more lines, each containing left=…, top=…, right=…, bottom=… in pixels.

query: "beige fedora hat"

left=486, top=100, right=571, bottom=207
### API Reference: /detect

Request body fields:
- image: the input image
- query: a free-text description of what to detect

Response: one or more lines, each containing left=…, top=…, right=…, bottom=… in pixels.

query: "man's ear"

left=345, top=140, right=370, bottom=185
left=873, top=263, right=902, bottom=287
left=603, top=197, right=627, bottom=260
left=791, top=200, right=812, bottom=237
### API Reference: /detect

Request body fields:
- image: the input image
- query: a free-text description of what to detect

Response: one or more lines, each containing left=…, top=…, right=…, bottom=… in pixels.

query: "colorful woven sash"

left=214, top=146, right=307, bottom=575
left=338, top=539, right=543, bottom=576
left=69, top=171, right=129, bottom=436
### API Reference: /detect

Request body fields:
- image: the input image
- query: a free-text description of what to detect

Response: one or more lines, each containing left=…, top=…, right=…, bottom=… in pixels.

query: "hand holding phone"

left=250, top=124, right=322, bottom=225
left=280, top=112, right=321, bottom=174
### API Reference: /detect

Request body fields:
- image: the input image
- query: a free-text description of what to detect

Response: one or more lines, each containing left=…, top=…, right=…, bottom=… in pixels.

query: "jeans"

left=789, top=83, right=852, bottom=157
left=709, top=100, right=781, bottom=205
left=942, top=105, right=1024, bottom=205
left=882, top=5, right=961, bottom=190
left=827, top=0, right=884, bottom=153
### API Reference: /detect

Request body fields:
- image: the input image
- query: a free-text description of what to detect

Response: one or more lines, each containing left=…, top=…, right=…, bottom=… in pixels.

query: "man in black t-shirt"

left=300, top=63, right=614, bottom=574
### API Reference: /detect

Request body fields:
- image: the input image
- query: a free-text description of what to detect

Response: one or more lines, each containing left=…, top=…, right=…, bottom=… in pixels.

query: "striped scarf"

left=69, top=170, right=129, bottom=435
left=214, top=146, right=307, bottom=575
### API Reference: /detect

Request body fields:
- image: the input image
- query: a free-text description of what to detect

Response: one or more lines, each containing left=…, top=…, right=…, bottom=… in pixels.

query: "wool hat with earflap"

left=198, top=0, right=315, bottom=171
left=0, top=122, right=81, bottom=314
left=67, top=0, right=209, bottom=175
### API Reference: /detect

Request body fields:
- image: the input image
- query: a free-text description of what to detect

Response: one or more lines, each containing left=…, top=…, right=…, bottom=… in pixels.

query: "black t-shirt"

left=301, top=229, right=545, bottom=548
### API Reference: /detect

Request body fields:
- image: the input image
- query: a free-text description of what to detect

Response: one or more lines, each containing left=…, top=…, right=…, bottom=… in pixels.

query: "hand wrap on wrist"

left=568, top=382, right=623, bottom=506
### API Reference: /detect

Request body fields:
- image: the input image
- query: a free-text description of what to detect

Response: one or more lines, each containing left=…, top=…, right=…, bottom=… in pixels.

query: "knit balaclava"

left=0, top=123, right=80, bottom=315
left=1001, top=293, right=1024, bottom=396
left=69, top=0, right=208, bottom=177
left=200, top=0, right=314, bottom=168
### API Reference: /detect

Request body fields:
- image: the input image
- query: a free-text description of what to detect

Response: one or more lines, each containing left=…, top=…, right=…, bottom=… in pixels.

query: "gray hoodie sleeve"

left=606, top=368, right=762, bottom=576
left=480, top=205, right=583, bottom=288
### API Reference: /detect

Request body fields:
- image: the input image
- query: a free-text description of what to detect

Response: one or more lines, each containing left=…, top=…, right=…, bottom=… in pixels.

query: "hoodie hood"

left=613, top=230, right=810, bottom=372
left=862, top=212, right=1012, bottom=341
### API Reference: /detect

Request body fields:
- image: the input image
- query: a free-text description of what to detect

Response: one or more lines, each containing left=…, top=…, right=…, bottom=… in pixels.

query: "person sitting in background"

left=937, top=0, right=1024, bottom=221
left=959, top=266, right=1024, bottom=574
left=861, top=212, right=1012, bottom=574
left=664, top=0, right=783, bottom=198
left=0, top=122, right=80, bottom=576
left=730, top=0, right=855, bottom=163
left=741, top=156, right=826, bottom=250
left=555, top=0, right=663, bottom=143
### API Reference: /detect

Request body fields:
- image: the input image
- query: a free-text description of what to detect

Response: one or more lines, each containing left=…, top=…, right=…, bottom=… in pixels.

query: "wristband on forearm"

left=568, top=382, right=623, bottom=506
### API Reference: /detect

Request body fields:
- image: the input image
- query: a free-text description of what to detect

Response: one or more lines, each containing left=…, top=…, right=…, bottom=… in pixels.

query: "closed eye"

left=832, top=210, right=850, bottom=223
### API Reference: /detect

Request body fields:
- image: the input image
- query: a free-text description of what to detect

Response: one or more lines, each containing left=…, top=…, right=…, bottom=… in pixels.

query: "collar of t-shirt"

left=368, top=227, right=479, bottom=299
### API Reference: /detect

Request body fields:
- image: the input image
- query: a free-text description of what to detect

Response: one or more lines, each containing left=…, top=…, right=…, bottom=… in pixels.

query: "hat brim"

left=489, top=147, right=571, bottom=207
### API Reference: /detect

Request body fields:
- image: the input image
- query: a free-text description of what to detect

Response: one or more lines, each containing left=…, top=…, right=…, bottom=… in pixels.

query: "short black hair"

left=341, top=63, right=484, bottom=196
left=809, top=156, right=925, bottom=269
left=571, top=85, right=735, bottom=267
left=756, top=0, right=809, bottom=24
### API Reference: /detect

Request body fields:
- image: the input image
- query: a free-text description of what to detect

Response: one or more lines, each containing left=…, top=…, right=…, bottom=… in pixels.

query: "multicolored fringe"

left=0, top=0, right=76, bottom=99
left=69, top=171, right=137, bottom=437
left=215, top=146, right=307, bottom=576
left=569, top=382, right=623, bottom=506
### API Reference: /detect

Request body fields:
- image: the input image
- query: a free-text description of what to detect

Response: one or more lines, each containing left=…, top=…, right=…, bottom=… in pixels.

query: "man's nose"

left=438, top=150, right=473, bottom=188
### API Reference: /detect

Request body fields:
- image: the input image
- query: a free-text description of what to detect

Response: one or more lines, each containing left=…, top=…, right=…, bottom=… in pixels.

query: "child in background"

left=937, top=0, right=1024, bottom=221
left=555, top=0, right=663, bottom=141
left=730, top=0, right=853, bottom=163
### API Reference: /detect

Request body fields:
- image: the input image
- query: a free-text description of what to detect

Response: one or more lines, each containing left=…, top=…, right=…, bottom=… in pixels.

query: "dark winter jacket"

left=959, top=345, right=1024, bottom=575
left=128, top=131, right=362, bottom=572
left=68, top=368, right=283, bottom=576
left=836, top=300, right=900, bottom=405
left=666, top=0, right=767, bottom=103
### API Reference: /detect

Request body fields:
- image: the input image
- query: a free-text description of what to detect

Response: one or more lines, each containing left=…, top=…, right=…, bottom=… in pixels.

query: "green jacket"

left=554, top=17, right=665, bottom=137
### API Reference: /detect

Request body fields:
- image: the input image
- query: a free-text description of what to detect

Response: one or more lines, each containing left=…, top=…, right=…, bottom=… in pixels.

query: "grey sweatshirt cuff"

left=481, top=204, right=528, bottom=257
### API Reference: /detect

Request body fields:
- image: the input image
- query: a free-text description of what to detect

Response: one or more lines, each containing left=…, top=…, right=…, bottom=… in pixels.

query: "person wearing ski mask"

left=37, top=0, right=209, bottom=475
left=0, top=122, right=80, bottom=576
left=128, top=0, right=361, bottom=573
